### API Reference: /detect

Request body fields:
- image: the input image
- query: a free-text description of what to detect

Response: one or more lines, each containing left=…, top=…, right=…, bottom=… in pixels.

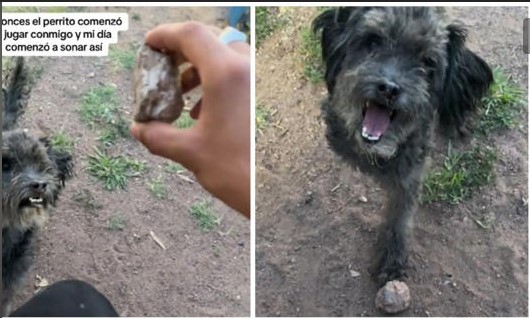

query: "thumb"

left=131, top=122, right=201, bottom=172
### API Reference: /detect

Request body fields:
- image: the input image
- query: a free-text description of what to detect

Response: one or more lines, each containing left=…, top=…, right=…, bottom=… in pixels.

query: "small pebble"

left=350, top=270, right=361, bottom=278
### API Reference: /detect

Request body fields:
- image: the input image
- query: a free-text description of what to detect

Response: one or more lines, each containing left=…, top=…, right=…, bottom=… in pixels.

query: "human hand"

left=131, top=22, right=250, bottom=218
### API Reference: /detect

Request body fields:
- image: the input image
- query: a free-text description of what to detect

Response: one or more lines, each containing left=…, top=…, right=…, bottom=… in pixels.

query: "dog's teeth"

left=29, top=197, right=43, bottom=203
left=362, top=127, right=380, bottom=141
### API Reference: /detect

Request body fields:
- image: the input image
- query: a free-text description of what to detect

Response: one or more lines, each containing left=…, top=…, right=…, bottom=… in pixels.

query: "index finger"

left=145, top=22, right=231, bottom=77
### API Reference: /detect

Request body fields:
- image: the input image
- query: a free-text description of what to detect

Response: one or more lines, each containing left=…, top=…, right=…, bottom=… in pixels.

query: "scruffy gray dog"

left=2, top=57, right=74, bottom=315
left=312, top=7, right=493, bottom=285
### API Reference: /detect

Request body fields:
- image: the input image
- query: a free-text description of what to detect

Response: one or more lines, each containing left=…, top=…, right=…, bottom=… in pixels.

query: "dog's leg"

left=371, top=176, right=420, bottom=285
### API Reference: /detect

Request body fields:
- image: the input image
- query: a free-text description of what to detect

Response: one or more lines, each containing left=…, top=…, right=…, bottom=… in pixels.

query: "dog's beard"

left=2, top=180, right=58, bottom=230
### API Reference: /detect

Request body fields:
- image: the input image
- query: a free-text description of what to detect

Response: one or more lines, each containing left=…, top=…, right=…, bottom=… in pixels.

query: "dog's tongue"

left=362, top=103, right=391, bottom=140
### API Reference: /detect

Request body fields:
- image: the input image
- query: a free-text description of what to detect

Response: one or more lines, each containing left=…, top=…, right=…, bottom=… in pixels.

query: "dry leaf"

left=176, top=174, right=195, bottom=183
left=149, top=231, right=167, bottom=250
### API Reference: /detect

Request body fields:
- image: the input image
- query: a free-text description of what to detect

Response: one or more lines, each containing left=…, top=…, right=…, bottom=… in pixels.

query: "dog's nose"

left=378, top=81, right=400, bottom=100
left=31, top=181, right=47, bottom=192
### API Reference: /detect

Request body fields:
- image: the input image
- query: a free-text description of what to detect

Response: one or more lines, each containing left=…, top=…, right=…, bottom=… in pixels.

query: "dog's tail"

left=2, top=57, right=32, bottom=130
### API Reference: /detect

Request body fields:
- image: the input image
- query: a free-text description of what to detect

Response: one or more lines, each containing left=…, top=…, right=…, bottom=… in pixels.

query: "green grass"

left=256, top=104, right=273, bottom=131
left=79, top=85, right=129, bottom=146
left=72, top=189, right=102, bottom=215
left=50, top=131, right=75, bottom=153
left=2, top=6, right=66, bottom=13
left=80, top=85, right=118, bottom=125
left=2, top=57, right=11, bottom=72
left=147, top=177, right=168, bottom=199
left=422, top=145, right=497, bottom=205
left=97, top=117, right=130, bottom=146
left=109, top=47, right=137, bottom=71
left=190, top=200, right=218, bottom=231
left=87, top=149, right=146, bottom=191
left=107, top=215, right=126, bottom=231
left=174, top=112, right=195, bottom=129
left=165, top=162, right=185, bottom=174
left=478, top=68, right=525, bottom=134
left=256, top=7, right=286, bottom=48
left=300, top=26, right=324, bottom=84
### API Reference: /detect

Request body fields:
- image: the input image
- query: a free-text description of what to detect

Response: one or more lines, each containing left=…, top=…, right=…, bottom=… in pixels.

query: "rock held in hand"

left=375, top=280, right=411, bottom=314
left=133, top=44, right=184, bottom=123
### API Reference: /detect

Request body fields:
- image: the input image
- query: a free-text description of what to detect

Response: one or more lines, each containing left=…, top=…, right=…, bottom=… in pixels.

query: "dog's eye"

left=2, top=158, right=12, bottom=171
left=423, top=57, right=436, bottom=69
left=368, top=42, right=379, bottom=57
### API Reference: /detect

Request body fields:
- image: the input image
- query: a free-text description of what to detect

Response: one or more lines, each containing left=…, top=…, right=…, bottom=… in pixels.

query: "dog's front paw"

left=370, top=248, right=408, bottom=286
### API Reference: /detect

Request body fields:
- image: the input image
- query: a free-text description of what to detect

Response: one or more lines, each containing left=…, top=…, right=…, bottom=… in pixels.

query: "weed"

left=190, top=200, right=218, bottom=231
left=147, top=177, right=168, bottom=199
left=109, top=47, right=137, bottom=71
left=79, top=85, right=129, bottom=146
left=50, top=131, right=75, bottom=153
left=256, top=104, right=273, bottom=132
left=165, top=162, right=185, bottom=174
left=72, top=189, right=102, bottom=215
left=422, top=145, right=497, bottom=204
left=87, top=148, right=146, bottom=191
left=300, top=26, right=323, bottom=84
left=107, top=215, right=126, bottom=231
left=478, top=68, right=525, bottom=134
left=256, top=7, right=286, bottom=48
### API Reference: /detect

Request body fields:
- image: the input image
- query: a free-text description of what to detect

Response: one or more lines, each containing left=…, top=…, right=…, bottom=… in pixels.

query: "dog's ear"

left=312, top=7, right=371, bottom=93
left=438, top=23, right=493, bottom=136
left=39, top=137, right=75, bottom=186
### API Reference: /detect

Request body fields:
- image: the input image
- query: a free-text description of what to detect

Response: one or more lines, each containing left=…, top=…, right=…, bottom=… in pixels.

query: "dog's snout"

left=378, top=81, right=400, bottom=100
left=30, top=181, right=47, bottom=193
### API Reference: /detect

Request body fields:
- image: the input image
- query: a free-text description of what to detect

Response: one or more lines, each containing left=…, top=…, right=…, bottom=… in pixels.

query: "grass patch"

left=107, top=215, right=126, bottom=231
left=165, top=162, right=185, bottom=174
left=131, top=13, right=141, bottom=21
left=174, top=112, right=195, bottom=129
left=2, top=7, right=66, bottom=13
left=50, top=131, right=75, bottom=153
left=256, top=104, right=273, bottom=132
left=300, top=26, right=323, bottom=84
left=422, top=145, right=497, bottom=205
left=147, top=177, right=168, bottom=199
left=87, top=148, right=146, bottom=191
left=79, top=85, right=129, bottom=145
left=72, top=189, right=102, bottom=215
left=2, top=57, right=12, bottom=72
left=109, top=47, right=137, bottom=71
left=97, top=117, right=130, bottom=147
left=256, top=7, right=286, bottom=48
left=190, top=200, right=218, bottom=231
left=80, top=85, right=118, bottom=126
left=478, top=68, right=525, bottom=134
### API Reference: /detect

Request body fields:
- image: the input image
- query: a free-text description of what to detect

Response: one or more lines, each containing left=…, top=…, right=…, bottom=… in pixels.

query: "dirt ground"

left=256, top=7, right=528, bottom=317
left=9, top=7, right=249, bottom=317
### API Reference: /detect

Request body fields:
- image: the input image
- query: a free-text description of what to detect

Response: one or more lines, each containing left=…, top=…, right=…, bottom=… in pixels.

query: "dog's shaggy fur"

left=312, top=7, right=493, bottom=285
left=2, top=57, right=74, bottom=315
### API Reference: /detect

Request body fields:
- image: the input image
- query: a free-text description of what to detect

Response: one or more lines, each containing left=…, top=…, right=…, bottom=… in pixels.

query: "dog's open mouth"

left=20, top=196, right=46, bottom=209
left=362, top=101, right=395, bottom=142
